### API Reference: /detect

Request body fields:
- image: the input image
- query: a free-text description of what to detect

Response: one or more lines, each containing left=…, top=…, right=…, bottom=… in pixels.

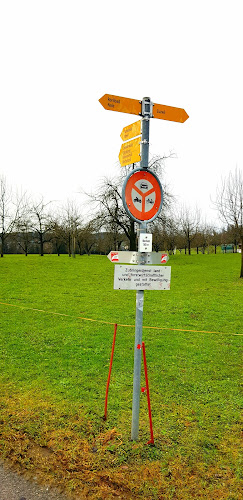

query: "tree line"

left=0, top=164, right=242, bottom=276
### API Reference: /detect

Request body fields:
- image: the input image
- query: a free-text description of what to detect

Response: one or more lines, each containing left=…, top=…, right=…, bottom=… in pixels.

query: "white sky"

left=1, top=0, right=243, bottom=226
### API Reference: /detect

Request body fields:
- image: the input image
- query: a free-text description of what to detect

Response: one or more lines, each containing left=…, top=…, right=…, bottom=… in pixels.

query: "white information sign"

left=138, top=233, right=152, bottom=252
left=114, top=265, right=171, bottom=290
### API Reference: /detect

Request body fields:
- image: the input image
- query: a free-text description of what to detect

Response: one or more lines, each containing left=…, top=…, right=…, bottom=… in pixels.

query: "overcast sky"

left=1, top=1, right=242, bottom=226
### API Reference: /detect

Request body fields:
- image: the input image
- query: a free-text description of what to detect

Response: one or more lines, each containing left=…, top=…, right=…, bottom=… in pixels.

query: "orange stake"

left=142, top=341, right=154, bottom=445
left=104, top=323, right=118, bottom=420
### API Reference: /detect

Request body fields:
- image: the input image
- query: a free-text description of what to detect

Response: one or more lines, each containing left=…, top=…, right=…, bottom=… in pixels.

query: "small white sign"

left=139, top=233, right=152, bottom=252
left=114, top=265, right=171, bottom=290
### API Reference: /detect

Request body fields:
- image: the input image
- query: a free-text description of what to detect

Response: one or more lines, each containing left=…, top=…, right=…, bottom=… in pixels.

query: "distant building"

left=221, top=244, right=236, bottom=253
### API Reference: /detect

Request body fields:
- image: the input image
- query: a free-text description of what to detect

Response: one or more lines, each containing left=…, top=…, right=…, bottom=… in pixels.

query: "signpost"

left=122, top=168, right=163, bottom=223
left=107, top=251, right=169, bottom=265
left=119, top=137, right=141, bottom=167
left=152, top=102, right=189, bottom=123
left=100, top=93, right=188, bottom=441
left=108, top=251, right=137, bottom=264
left=120, top=120, right=141, bottom=141
left=99, top=93, right=189, bottom=123
left=99, top=94, right=141, bottom=116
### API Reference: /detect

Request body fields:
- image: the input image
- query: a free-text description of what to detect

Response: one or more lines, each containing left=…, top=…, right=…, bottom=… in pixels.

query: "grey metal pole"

left=131, top=97, right=152, bottom=441
left=131, top=222, right=147, bottom=441
left=140, top=97, right=152, bottom=169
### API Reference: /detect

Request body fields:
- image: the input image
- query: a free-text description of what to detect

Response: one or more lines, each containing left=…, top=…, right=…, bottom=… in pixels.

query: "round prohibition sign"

left=122, top=168, right=163, bottom=223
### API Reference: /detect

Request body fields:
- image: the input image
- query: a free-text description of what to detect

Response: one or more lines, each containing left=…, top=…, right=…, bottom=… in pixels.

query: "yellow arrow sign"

left=99, top=94, right=189, bottom=123
left=153, top=102, right=189, bottom=123
left=120, top=120, right=141, bottom=142
left=99, top=94, right=141, bottom=116
left=119, top=137, right=141, bottom=167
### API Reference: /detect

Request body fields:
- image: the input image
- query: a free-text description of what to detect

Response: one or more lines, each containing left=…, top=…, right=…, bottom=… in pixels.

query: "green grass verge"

left=0, top=254, right=242, bottom=499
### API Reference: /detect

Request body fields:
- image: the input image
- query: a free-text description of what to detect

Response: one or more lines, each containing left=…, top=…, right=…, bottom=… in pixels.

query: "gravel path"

left=0, top=461, right=72, bottom=500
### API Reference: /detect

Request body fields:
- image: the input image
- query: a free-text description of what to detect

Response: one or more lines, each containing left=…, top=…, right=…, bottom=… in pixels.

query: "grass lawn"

left=0, top=253, right=242, bottom=499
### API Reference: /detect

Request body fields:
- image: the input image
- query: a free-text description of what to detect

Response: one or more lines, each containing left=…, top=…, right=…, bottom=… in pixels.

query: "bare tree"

left=79, top=220, right=98, bottom=256
left=215, top=168, right=243, bottom=277
left=178, top=204, right=201, bottom=255
left=152, top=211, right=178, bottom=253
left=15, top=201, right=33, bottom=256
left=86, top=175, right=137, bottom=250
left=61, top=200, right=82, bottom=257
left=30, top=198, right=54, bottom=256
left=51, top=220, right=66, bottom=256
left=0, top=176, right=25, bottom=257
left=193, top=222, right=215, bottom=254
left=210, top=229, right=222, bottom=254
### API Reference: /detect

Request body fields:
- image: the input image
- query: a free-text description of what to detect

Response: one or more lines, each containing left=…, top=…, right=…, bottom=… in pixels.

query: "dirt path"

left=0, top=461, right=72, bottom=500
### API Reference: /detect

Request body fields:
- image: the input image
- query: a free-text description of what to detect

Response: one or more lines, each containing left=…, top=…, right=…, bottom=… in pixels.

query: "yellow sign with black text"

left=119, top=137, right=141, bottom=167
left=99, top=94, right=141, bottom=116
left=153, top=102, right=189, bottom=123
left=99, top=93, right=189, bottom=123
left=120, top=120, right=141, bottom=142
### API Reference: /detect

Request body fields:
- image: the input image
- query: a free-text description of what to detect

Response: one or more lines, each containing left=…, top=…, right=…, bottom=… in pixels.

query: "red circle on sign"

left=124, top=170, right=162, bottom=221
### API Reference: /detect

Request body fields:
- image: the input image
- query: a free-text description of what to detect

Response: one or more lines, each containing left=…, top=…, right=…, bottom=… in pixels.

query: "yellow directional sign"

left=99, top=94, right=141, bottom=116
left=99, top=93, right=189, bottom=123
left=120, top=120, right=141, bottom=142
left=119, top=137, right=141, bottom=167
left=153, top=102, right=189, bottom=123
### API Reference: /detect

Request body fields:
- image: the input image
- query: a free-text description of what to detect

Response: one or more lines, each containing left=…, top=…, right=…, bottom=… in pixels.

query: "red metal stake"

left=104, top=323, right=118, bottom=420
left=142, top=341, right=154, bottom=445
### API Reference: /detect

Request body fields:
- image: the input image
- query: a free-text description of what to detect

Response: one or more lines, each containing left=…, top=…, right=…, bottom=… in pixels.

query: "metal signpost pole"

left=131, top=98, right=152, bottom=441
left=140, top=97, right=151, bottom=169
left=100, top=92, right=188, bottom=442
left=131, top=220, right=146, bottom=441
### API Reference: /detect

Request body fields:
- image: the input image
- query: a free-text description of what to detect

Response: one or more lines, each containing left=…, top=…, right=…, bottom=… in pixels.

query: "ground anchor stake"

left=142, top=341, right=155, bottom=445
left=104, top=323, right=117, bottom=420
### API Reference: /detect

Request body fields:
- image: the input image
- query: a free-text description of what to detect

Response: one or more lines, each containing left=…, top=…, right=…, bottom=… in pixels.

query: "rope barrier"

left=0, top=300, right=242, bottom=336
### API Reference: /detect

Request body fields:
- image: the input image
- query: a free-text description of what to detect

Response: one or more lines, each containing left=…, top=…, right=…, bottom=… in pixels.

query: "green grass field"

left=0, top=253, right=242, bottom=499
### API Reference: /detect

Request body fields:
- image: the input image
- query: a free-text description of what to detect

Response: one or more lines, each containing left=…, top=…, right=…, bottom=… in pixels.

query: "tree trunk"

left=72, top=234, right=76, bottom=258
left=240, top=237, right=243, bottom=278
left=40, top=233, right=44, bottom=256
left=1, top=233, right=5, bottom=257
left=129, top=221, right=137, bottom=251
